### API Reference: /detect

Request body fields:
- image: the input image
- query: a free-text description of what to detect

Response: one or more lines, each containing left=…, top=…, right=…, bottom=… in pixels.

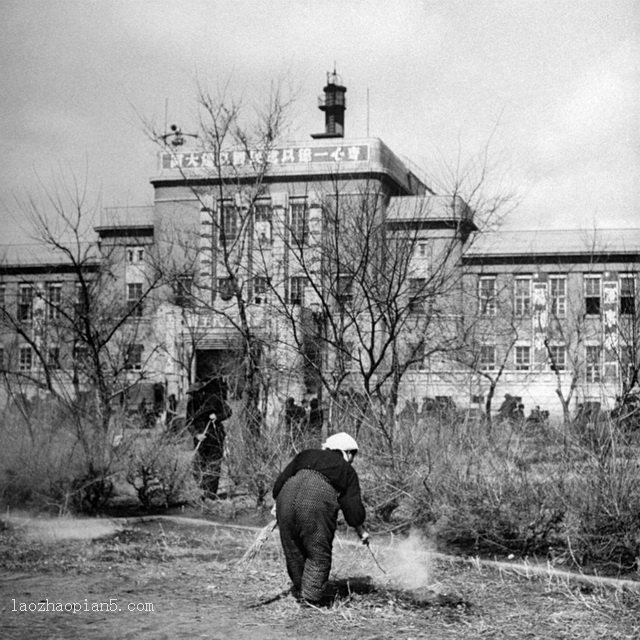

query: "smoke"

left=386, top=529, right=434, bottom=589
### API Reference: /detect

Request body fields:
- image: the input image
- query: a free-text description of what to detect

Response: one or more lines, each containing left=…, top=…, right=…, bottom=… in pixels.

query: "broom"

left=238, top=518, right=278, bottom=565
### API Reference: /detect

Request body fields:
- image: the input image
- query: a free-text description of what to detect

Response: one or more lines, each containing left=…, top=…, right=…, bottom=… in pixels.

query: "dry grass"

left=3, top=515, right=637, bottom=639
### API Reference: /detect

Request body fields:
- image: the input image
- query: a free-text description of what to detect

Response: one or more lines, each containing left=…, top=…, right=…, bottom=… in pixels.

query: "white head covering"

left=322, top=432, right=359, bottom=462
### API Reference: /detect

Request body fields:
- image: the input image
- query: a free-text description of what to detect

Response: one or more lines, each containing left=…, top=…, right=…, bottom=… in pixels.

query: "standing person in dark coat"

left=272, top=432, right=369, bottom=604
left=187, top=378, right=231, bottom=499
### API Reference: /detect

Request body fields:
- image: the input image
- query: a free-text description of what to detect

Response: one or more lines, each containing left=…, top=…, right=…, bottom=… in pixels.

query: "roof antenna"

left=367, top=87, right=370, bottom=137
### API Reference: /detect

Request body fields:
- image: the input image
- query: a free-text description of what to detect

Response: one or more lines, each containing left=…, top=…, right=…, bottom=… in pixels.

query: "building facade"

left=1, top=74, right=638, bottom=422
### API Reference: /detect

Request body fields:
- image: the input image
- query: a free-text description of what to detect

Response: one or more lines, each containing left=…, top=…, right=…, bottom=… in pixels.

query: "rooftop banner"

left=160, top=144, right=369, bottom=170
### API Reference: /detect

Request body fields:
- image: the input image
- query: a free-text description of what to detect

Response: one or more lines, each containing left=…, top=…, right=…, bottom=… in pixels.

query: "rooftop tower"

left=311, top=69, right=346, bottom=139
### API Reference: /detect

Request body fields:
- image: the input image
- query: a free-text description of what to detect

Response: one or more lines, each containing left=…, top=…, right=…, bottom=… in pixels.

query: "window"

left=73, top=344, right=89, bottom=363
left=125, top=344, right=144, bottom=371
left=217, top=277, right=233, bottom=301
left=75, top=283, right=89, bottom=318
left=620, top=275, right=636, bottom=316
left=47, top=283, right=62, bottom=320
left=254, top=203, right=272, bottom=246
left=255, top=203, right=272, bottom=223
left=19, top=346, right=32, bottom=372
left=549, top=276, right=566, bottom=317
left=585, top=345, right=602, bottom=383
left=126, top=246, right=145, bottom=264
left=337, top=276, right=353, bottom=306
left=289, top=276, right=308, bottom=306
left=548, top=345, right=566, bottom=371
left=408, top=342, right=426, bottom=370
left=584, top=275, right=601, bottom=316
left=253, top=276, right=269, bottom=304
left=290, top=201, right=309, bottom=245
left=173, top=277, right=193, bottom=307
left=408, top=278, right=426, bottom=313
left=479, top=345, right=496, bottom=370
left=18, top=284, right=33, bottom=322
left=514, top=277, right=531, bottom=316
left=515, top=345, right=531, bottom=370
left=418, top=242, right=431, bottom=258
left=47, top=346, right=60, bottom=369
left=126, top=283, right=144, bottom=317
left=478, top=276, right=496, bottom=316
left=220, top=204, right=239, bottom=242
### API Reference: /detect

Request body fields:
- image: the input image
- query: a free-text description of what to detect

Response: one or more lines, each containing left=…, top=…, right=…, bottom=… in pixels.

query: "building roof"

left=96, top=205, right=154, bottom=231
left=387, top=195, right=473, bottom=223
left=464, top=228, right=640, bottom=264
left=0, top=241, right=99, bottom=273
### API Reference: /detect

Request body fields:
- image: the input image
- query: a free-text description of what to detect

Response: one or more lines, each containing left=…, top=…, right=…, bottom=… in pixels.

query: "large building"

left=1, top=73, right=638, bottom=422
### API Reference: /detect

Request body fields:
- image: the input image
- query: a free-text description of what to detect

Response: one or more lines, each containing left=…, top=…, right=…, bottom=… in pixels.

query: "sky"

left=0, top=0, right=638, bottom=244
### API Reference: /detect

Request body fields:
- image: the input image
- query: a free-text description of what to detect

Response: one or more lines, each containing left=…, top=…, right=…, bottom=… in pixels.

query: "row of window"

left=248, top=273, right=636, bottom=315
left=0, top=344, right=144, bottom=372
left=217, top=276, right=310, bottom=305
left=477, top=343, right=633, bottom=382
left=0, top=282, right=145, bottom=321
left=217, top=201, right=309, bottom=245
left=478, top=344, right=566, bottom=372
left=218, top=275, right=357, bottom=307
left=478, top=274, right=636, bottom=317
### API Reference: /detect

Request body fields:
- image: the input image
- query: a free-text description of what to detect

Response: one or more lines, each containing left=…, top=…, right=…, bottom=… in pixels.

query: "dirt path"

left=1, top=515, right=639, bottom=640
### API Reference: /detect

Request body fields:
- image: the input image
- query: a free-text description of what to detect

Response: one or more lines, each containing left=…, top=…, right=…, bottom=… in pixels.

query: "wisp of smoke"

left=386, top=529, right=433, bottom=589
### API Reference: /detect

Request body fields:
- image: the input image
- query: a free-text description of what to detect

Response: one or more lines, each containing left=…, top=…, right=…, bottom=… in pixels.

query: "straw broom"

left=238, top=518, right=278, bottom=564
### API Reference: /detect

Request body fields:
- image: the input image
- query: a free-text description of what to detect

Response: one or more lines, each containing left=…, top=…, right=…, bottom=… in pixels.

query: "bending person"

left=272, top=432, right=369, bottom=604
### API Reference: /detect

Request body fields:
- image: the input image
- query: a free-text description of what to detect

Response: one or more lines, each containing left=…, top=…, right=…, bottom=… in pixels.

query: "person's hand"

left=360, top=531, right=370, bottom=546
left=270, top=504, right=277, bottom=517
left=196, top=433, right=206, bottom=442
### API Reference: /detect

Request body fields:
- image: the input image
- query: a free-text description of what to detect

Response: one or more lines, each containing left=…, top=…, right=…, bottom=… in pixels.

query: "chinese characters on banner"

left=160, top=144, right=370, bottom=170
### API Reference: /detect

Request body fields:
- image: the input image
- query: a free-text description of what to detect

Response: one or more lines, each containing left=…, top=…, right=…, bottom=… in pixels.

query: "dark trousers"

left=194, top=428, right=224, bottom=498
left=276, top=469, right=339, bottom=602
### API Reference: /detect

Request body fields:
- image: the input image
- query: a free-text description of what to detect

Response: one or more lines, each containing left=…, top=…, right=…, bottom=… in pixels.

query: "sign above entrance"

left=160, top=144, right=370, bottom=170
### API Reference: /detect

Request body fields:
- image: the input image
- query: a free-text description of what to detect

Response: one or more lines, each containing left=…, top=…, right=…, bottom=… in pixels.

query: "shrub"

left=124, top=426, right=200, bottom=510
left=0, top=396, right=125, bottom=514
left=359, top=409, right=640, bottom=575
left=224, top=402, right=292, bottom=506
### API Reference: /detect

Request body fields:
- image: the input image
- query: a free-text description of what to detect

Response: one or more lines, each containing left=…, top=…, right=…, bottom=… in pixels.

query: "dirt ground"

left=1, top=512, right=639, bottom=640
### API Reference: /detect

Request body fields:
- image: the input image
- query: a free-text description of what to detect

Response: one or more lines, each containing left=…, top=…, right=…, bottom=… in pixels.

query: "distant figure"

left=498, top=394, right=522, bottom=422
left=285, top=397, right=308, bottom=450
left=514, top=403, right=525, bottom=422
left=308, top=397, right=324, bottom=441
left=399, top=398, right=419, bottom=423
left=526, top=405, right=547, bottom=425
left=138, top=399, right=155, bottom=429
left=285, top=397, right=307, bottom=428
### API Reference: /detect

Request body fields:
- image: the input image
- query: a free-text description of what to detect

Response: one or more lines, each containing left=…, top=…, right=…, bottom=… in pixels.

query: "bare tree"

left=264, top=179, right=472, bottom=448
left=0, top=173, right=167, bottom=509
